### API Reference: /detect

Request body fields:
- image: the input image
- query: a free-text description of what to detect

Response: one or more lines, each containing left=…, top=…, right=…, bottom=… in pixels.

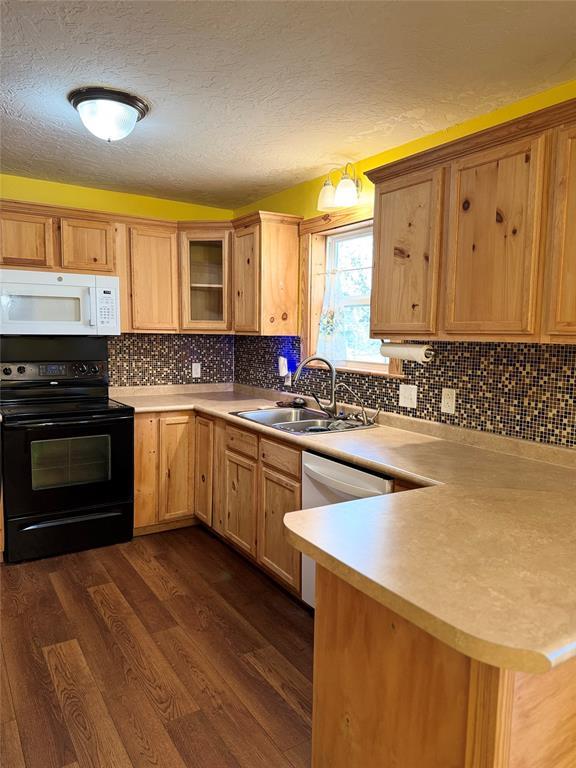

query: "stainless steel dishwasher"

left=300, top=451, right=393, bottom=607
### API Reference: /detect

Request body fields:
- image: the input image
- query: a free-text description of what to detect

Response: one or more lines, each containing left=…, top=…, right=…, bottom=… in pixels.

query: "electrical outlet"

left=441, top=388, right=456, bottom=414
left=192, top=362, right=201, bottom=378
left=399, top=384, right=417, bottom=409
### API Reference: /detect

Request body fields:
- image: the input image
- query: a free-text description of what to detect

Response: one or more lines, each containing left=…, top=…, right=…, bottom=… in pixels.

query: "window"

left=315, top=227, right=385, bottom=370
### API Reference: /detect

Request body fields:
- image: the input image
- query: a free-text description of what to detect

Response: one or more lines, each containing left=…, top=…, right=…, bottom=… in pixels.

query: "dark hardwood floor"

left=0, top=526, right=314, bottom=768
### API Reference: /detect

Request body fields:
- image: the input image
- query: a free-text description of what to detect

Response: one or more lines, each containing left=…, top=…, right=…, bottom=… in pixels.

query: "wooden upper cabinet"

left=130, top=225, right=179, bottom=331
left=258, top=467, right=301, bottom=591
left=232, top=212, right=301, bottom=335
left=159, top=413, right=194, bottom=521
left=61, top=218, right=115, bottom=272
left=233, top=223, right=260, bottom=333
left=444, top=135, right=546, bottom=335
left=371, top=167, right=444, bottom=335
left=0, top=210, right=55, bottom=267
left=180, top=227, right=231, bottom=331
left=546, top=122, right=576, bottom=338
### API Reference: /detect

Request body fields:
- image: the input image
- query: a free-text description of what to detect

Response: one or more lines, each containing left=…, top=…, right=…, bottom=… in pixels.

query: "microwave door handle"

left=87, top=286, right=97, bottom=327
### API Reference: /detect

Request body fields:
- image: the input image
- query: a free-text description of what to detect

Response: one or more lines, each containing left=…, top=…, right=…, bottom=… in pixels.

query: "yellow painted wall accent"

left=0, top=174, right=233, bottom=221
left=234, top=79, right=576, bottom=220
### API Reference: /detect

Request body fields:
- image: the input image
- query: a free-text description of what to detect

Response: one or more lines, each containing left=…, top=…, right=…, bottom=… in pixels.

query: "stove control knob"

left=90, top=364, right=99, bottom=375
left=17, top=366, right=26, bottom=374
left=75, top=363, right=88, bottom=375
left=2, top=367, right=12, bottom=376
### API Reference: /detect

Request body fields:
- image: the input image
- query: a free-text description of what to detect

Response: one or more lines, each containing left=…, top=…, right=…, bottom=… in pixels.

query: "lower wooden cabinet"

left=258, top=467, right=301, bottom=591
left=223, top=449, right=258, bottom=556
left=134, top=411, right=194, bottom=530
left=194, top=416, right=214, bottom=525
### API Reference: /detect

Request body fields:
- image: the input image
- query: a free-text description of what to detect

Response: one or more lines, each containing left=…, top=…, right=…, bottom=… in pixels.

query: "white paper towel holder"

left=379, top=341, right=435, bottom=364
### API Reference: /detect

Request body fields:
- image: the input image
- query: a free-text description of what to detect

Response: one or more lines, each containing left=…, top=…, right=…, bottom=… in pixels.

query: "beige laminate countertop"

left=113, top=387, right=576, bottom=673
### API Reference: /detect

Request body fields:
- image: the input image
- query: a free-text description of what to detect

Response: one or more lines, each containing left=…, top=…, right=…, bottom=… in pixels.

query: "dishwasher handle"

left=303, top=462, right=392, bottom=499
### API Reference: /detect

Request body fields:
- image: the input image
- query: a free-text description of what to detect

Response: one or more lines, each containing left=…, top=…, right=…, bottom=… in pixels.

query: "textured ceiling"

left=1, top=1, right=576, bottom=208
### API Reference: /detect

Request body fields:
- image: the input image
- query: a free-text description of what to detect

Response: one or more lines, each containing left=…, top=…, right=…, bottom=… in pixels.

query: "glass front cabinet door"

left=180, top=226, right=232, bottom=331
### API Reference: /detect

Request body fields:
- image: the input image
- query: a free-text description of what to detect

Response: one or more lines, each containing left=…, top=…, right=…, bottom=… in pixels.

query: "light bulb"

left=334, top=173, right=359, bottom=207
left=76, top=99, right=139, bottom=141
left=317, top=178, right=337, bottom=211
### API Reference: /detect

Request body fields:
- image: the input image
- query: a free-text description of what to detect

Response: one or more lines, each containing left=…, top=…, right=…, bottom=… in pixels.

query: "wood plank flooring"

left=0, top=527, right=314, bottom=768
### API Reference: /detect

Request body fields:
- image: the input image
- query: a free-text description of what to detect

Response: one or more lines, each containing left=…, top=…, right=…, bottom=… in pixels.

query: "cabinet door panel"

left=194, top=416, right=214, bottom=525
left=159, top=414, right=193, bottom=521
left=258, top=468, right=301, bottom=591
left=371, top=168, right=443, bottom=334
left=130, top=226, right=179, bottom=330
left=61, top=218, right=115, bottom=272
left=180, top=230, right=231, bottom=331
left=223, top=450, right=257, bottom=556
left=444, top=135, right=545, bottom=334
left=0, top=211, right=54, bottom=267
left=233, top=225, right=260, bottom=332
left=134, top=415, right=159, bottom=528
left=547, top=122, right=576, bottom=337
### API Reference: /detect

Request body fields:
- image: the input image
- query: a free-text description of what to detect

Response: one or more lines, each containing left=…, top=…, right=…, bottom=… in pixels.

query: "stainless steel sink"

left=231, top=407, right=326, bottom=426
left=275, top=418, right=374, bottom=434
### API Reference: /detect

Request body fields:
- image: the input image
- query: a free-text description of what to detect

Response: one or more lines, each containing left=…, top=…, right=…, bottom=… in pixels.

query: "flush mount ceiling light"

left=68, top=87, right=149, bottom=142
left=317, top=163, right=362, bottom=212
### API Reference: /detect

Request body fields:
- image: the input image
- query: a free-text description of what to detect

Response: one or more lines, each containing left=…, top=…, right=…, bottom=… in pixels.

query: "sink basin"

left=275, top=418, right=375, bottom=434
left=231, top=407, right=327, bottom=426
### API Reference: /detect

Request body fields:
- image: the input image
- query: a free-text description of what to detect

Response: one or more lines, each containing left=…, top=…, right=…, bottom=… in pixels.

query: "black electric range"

left=0, top=336, right=134, bottom=563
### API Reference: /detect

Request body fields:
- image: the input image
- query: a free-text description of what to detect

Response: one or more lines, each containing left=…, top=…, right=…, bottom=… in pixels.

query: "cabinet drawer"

left=260, top=439, right=301, bottom=479
left=225, top=425, right=258, bottom=459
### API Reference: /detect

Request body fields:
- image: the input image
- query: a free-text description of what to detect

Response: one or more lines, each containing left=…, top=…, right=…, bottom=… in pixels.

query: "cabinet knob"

left=201, top=474, right=206, bottom=483
left=462, top=199, right=471, bottom=211
left=237, top=290, right=241, bottom=297
left=281, top=312, right=288, bottom=321
left=269, top=316, right=275, bottom=323
left=411, top=303, right=419, bottom=311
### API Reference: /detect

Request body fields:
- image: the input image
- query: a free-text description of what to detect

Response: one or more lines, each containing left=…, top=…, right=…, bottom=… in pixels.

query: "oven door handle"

left=20, top=510, right=124, bottom=531
left=3, top=414, right=134, bottom=429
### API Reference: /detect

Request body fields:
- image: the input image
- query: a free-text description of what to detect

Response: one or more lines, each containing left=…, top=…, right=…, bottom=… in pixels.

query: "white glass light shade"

left=76, top=99, right=139, bottom=141
left=317, top=179, right=337, bottom=211
left=334, top=173, right=359, bottom=207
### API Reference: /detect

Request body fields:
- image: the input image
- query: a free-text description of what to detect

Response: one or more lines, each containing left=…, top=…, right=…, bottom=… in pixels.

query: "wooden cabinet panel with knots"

left=232, top=211, right=301, bottom=335
left=258, top=468, right=302, bottom=591
left=0, top=210, right=55, bottom=268
left=61, top=218, right=115, bottom=272
left=371, top=168, right=444, bottom=335
left=159, top=414, right=194, bottom=521
left=545, top=122, right=576, bottom=339
left=194, top=416, right=214, bottom=525
left=223, top=449, right=258, bottom=556
left=444, top=135, right=546, bottom=335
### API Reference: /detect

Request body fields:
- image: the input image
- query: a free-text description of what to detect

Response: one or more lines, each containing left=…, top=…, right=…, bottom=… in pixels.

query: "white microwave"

left=0, top=269, right=121, bottom=336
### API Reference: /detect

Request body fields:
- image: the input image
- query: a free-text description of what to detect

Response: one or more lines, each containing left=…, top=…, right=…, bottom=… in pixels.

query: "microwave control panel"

left=1, top=361, right=107, bottom=381
left=95, top=278, right=120, bottom=334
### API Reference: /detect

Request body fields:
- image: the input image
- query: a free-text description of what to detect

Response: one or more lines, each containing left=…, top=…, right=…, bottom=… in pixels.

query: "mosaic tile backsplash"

left=108, top=334, right=234, bottom=386
left=234, top=336, right=576, bottom=449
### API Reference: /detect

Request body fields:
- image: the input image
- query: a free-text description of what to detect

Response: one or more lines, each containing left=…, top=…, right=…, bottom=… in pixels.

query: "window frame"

left=299, top=216, right=403, bottom=378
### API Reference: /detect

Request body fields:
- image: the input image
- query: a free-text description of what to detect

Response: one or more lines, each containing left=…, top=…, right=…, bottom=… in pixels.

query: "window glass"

left=316, top=228, right=383, bottom=366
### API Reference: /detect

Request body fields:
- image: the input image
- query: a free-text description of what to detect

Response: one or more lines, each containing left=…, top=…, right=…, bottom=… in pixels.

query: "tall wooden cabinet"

left=129, top=225, right=179, bottom=331
left=444, top=136, right=545, bottom=335
left=546, top=121, right=576, bottom=339
left=232, top=211, right=301, bottom=335
left=371, top=168, right=443, bottom=335
left=133, top=411, right=194, bottom=530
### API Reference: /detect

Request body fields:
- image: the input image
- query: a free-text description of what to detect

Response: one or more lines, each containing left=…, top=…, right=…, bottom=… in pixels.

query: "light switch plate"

left=441, top=388, right=456, bottom=414
left=192, top=362, right=201, bottom=378
left=399, top=384, right=417, bottom=409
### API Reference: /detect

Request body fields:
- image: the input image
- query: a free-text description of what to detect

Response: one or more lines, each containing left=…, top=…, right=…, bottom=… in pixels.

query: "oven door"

left=2, top=413, right=134, bottom=518
left=0, top=269, right=97, bottom=335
